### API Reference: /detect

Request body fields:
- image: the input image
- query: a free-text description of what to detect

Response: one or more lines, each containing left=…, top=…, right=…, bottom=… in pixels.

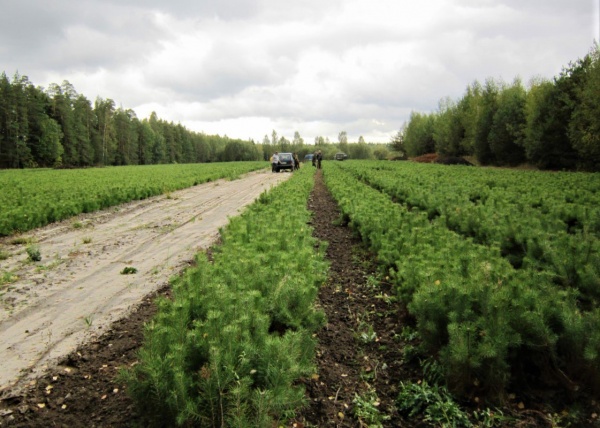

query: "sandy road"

left=0, top=169, right=290, bottom=394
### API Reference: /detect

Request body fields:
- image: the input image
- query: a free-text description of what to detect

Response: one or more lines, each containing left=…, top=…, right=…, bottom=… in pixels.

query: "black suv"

left=274, top=152, right=294, bottom=172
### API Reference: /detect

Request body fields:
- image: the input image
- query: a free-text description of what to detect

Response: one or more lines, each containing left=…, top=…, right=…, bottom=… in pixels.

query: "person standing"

left=293, top=153, right=300, bottom=170
left=316, top=150, right=323, bottom=169
left=271, top=151, right=280, bottom=172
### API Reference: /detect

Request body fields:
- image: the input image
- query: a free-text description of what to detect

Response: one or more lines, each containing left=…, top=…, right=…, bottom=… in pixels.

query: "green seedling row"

left=338, top=160, right=600, bottom=307
left=123, top=165, right=328, bottom=427
left=323, top=161, right=600, bottom=400
left=0, top=162, right=266, bottom=236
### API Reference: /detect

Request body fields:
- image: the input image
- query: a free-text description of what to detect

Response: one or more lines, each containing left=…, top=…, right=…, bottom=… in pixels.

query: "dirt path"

left=0, top=169, right=290, bottom=394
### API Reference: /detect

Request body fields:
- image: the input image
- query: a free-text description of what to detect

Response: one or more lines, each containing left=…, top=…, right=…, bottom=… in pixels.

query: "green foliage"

left=0, top=270, right=18, bottom=286
left=0, top=72, right=263, bottom=169
left=26, top=244, right=41, bottom=262
left=9, top=237, right=31, bottom=245
left=433, top=97, right=465, bottom=157
left=353, top=389, right=390, bottom=427
left=569, top=45, right=600, bottom=171
left=389, top=129, right=406, bottom=155
left=37, top=115, right=64, bottom=167
left=123, top=166, right=327, bottom=426
left=400, top=358, right=511, bottom=427
left=348, top=141, right=374, bottom=160
left=84, top=314, right=94, bottom=327
left=324, top=160, right=600, bottom=401
left=356, top=320, right=377, bottom=344
left=488, top=79, right=527, bottom=166
left=524, top=69, right=580, bottom=170
left=0, top=162, right=267, bottom=236
left=397, top=381, right=472, bottom=427
left=403, top=112, right=436, bottom=157
left=458, top=81, right=482, bottom=155
left=120, top=266, right=137, bottom=275
left=474, top=79, right=499, bottom=165
left=398, top=43, right=600, bottom=171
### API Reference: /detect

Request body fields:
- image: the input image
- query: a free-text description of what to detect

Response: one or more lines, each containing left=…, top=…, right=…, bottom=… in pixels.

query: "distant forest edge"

left=2, top=43, right=600, bottom=171
left=0, top=74, right=267, bottom=169
left=0, top=72, right=387, bottom=170
left=392, top=44, right=600, bottom=172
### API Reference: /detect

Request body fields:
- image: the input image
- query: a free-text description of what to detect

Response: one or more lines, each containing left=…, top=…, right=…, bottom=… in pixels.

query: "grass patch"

left=9, top=236, right=32, bottom=245
left=0, top=270, right=18, bottom=287
left=26, top=245, right=42, bottom=262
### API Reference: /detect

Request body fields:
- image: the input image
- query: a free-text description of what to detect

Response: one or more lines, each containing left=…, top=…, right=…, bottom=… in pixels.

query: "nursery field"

left=0, top=165, right=290, bottom=395
left=1, top=161, right=599, bottom=427
left=322, top=161, right=600, bottom=424
left=326, top=161, right=600, bottom=386
left=0, top=162, right=266, bottom=236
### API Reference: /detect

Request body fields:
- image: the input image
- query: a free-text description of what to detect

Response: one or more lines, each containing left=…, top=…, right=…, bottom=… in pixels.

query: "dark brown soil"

left=290, top=170, right=413, bottom=427
left=410, top=153, right=438, bottom=163
left=0, top=170, right=596, bottom=427
left=0, top=288, right=167, bottom=427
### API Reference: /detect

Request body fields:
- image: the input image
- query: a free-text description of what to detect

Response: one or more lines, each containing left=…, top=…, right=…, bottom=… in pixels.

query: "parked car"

left=304, top=153, right=314, bottom=162
left=274, top=152, right=294, bottom=172
left=334, top=152, right=348, bottom=161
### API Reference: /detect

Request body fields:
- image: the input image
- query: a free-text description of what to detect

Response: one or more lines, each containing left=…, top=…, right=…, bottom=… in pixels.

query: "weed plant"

left=0, top=270, right=18, bottom=286
left=397, top=359, right=509, bottom=427
left=353, top=388, right=390, bottom=427
left=26, top=244, right=41, bottom=262
left=123, top=166, right=327, bottom=427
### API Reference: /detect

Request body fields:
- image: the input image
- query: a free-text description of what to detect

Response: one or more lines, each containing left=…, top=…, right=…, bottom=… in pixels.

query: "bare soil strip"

left=0, top=169, right=290, bottom=394
left=292, top=169, right=409, bottom=427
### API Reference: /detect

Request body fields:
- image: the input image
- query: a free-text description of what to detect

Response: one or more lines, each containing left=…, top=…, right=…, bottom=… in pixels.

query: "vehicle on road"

left=274, top=152, right=294, bottom=172
left=334, top=152, right=348, bottom=161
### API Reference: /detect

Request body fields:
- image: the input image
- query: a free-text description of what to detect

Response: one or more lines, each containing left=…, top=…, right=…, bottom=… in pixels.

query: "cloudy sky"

left=1, top=0, right=598, bottom=143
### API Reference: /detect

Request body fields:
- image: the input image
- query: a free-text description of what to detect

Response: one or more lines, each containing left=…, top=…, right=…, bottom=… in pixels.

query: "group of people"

left=270, top=151, right=301, bottom=172
left=270, top=150, right=323, bottom=172
left=312, top=150, right=323, bottom=169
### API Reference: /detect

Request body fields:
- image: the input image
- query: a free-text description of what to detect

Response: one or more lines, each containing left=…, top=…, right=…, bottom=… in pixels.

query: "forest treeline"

left=0, top=74, right=265, bottom=169
left=394, top=44, right=600, bottom=171
left=0, top=73, right=389, bottom=169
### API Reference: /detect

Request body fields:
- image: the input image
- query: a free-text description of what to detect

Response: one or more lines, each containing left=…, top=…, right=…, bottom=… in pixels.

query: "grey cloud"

left=144, top=39, right=296, bottom=102
left=500, top=0, right=592, bottom=15
left=100, top=0, right=262, bottom=21
left=0, top=1, right=66, bottom=59
left=1, top=0, right=169, bottom=76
